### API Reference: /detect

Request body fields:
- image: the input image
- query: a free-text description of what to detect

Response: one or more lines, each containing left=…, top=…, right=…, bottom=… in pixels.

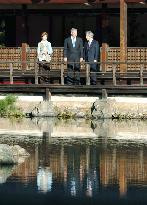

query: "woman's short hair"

left=41, top=32, right=48, bottom=38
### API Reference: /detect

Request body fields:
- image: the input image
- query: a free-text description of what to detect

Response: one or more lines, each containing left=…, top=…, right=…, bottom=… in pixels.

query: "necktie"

left=72, top=38, right=76, bottom=47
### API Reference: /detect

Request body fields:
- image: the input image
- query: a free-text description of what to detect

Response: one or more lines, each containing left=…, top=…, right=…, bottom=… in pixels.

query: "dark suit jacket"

left=84, top=39, right=99, bottom=62
left=64, top=37, right=83, bottom=61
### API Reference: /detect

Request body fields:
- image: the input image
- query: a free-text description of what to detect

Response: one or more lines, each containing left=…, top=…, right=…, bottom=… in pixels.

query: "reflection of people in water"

left=70, top=177, right=76, bottom=196
left=37, top=167, right=52, bottom=193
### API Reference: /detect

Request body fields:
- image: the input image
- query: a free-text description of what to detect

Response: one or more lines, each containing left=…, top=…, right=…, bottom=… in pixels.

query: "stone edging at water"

left=92, top=99, right=147, bottom=119
left=25, top=97, right=147, bottom=119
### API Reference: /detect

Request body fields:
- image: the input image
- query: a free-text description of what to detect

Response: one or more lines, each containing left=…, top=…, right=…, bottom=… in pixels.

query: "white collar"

left=89, top=39, right=93, bottom=44
left=41, top=40, right=48, bottom=44
left=71, top=36, right=76, bottom=41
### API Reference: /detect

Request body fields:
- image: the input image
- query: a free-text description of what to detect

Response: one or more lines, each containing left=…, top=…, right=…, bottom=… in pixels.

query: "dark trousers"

left=66, top=55, right=81, bottom=85
left=89, top=63, right=99, bottom=85
left=38, top=61, right=50, bottom=84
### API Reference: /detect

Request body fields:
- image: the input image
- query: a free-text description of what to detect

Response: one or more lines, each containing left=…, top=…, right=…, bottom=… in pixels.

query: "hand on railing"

left=80, top=58, right=83, bottom=63
left=64, top=58, right=67, bottom=62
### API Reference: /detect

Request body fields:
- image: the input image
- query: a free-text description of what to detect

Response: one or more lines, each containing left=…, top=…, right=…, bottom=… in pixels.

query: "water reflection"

left=0, top=165, right=14, bottom=184
left=37, top=167, right=52, bottom=193
left=1, top=118, right=147, bottom=204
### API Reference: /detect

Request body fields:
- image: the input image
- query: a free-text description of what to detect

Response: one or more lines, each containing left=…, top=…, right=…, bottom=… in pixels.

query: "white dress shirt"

left=71, top=36, right=76, bottom=47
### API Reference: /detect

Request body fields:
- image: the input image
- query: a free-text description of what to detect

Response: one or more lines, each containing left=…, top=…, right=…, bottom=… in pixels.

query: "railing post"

left=112, top=64, right=116, bottom=86
left=9, top=63, right=13, bottom=84
left=34, top=60, right=38, bottom=85
left=86, top=63, right=90, bottom=85
left=45, top=88, right=51, bottom=101
left=140, top=64, right=144, bottom=86
left=61, top=63, right=64, bottom=85
left=102, top=89, right=108, bottom=99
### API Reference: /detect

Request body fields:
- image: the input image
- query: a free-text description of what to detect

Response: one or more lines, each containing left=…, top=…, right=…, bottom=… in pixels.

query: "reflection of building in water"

left=39, top=143, right=147, bottom=197
left=100, top=147, right=147, bottom=197
left=8, top=138, right=147, bottom=197
left=39, top=144, right=100, bottom=196
left=11, top=144, right=39, bottom=184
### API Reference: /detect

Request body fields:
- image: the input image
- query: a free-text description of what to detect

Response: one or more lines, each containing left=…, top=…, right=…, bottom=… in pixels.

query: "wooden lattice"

left=0, top=47, right=146, bottom=72
left=27, top=47, right=64, bottom=70
left=27, top=47, right=86, bottom=70
left=27, top=47, right=37, bottom=70
left=105, top=47, right=147, bottom=71
left=0, top=47, right=21, bottom=70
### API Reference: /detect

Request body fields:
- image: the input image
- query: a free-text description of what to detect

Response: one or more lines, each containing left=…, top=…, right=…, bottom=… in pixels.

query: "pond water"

left=0, top=118, right=147, bottom=205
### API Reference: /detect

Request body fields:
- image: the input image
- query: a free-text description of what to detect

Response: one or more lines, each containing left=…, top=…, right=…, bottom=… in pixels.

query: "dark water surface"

left=0, top=118, right=147, bottom=205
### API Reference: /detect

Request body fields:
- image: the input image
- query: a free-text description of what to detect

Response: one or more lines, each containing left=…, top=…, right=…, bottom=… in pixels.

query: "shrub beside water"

left=0, top=95, right=24, bottom=118
left=57, top=107, right=75, bottom=119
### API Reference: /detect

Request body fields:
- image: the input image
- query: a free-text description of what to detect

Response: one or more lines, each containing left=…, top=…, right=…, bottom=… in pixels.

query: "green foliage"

left=56, top=107, right=75, bottom=119
left=0, top=95, right=24, bottom=119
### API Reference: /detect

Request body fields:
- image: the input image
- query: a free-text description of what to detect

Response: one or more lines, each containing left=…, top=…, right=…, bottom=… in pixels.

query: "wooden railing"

left=0, top=61, right=146, bottom=86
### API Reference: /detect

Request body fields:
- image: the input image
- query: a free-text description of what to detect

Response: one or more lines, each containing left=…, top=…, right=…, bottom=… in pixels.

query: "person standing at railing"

left=84, top=31, right=99, bottom=85
left=37, top=32, right=53, bottom=62
left=64, top=28, right=83, bottom=85
left=37, top=32, right=53, bottom=83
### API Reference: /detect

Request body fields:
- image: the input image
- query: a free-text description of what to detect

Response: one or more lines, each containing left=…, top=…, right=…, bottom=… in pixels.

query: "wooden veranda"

left=0, top=0, right=146, bottom=97
left=0, top=45, right=147, bottom=99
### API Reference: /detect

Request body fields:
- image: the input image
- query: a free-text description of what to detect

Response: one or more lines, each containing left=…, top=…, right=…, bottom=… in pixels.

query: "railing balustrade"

left=0, top=60, right=146, bottom=86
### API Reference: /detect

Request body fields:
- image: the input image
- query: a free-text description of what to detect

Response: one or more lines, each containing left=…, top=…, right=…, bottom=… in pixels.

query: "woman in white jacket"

left=37, top=32, right=53, bottom=83
left=37, top=32, right=53, bottom=62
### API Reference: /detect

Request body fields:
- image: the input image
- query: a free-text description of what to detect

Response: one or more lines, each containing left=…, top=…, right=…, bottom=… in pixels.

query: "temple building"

left=0, top=0, right=146, bottom=48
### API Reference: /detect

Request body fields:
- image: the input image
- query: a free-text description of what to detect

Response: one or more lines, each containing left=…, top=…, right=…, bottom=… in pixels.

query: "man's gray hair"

left=86, top=31, right=94, bottom=38
left=71, top=28, right=77, bottom=32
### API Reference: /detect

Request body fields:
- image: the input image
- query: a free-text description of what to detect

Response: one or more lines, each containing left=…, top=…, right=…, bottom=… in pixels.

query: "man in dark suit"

left=64, top=28, right=83, bottom=85
left=84, top=31, right=99, bottom=85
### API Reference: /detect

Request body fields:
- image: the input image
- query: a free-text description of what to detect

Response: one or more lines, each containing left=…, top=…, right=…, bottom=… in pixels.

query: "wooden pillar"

left=101, top=4, right=109, bottom=72
left=21, top=43, right=28, bottom=70
left=21, top=4, right=29, bottom=43
left=120, top=0, right=127, bottom=73
left=101, top=43, right=109, bottom=72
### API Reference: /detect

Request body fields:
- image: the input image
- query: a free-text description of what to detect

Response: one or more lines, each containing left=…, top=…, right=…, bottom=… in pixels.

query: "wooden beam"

left=0, top=0, right=142, bottom=4
left=120, top=0, right=127, bottom=73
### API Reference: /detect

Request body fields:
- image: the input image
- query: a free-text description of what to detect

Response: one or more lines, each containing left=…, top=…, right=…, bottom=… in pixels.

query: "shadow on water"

left=1, top=118, right=147, bottom=204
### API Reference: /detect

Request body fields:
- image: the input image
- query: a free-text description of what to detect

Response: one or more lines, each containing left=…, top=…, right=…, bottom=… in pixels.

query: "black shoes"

left=74, top=82, right=81, bottom=85
left=66, top=81, right=81, bottom=85
left=91, top=81, right=97, bottom=85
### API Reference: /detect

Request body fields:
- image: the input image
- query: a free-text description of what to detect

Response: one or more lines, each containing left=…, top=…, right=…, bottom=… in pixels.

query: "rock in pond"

left=0, top=144, right=29, bottom=165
